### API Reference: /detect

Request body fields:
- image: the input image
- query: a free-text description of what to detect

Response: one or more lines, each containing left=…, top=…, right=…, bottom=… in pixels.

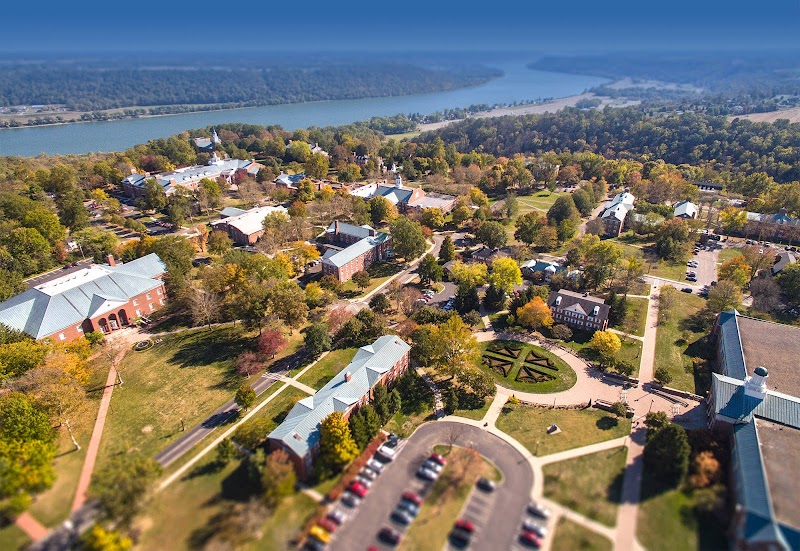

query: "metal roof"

left=712, top=374, right=800, bottom=428
left=322, top=232, right=390, bottom=269
left=210, top=205, right=288, bottom=237
left=326, top=221, right=375, bottom=240
left=219, top=206, right=247, bottom=218
left=268, top=336, right=410, bottom=457
left=716, top=310, right=748, bottom=380
left=674, top=200, right=698, bottom=218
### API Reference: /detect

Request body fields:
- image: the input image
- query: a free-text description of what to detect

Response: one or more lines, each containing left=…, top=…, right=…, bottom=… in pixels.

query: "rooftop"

left=211, top=205, right=288, bottom=236
left=756, top=418, right=800, bottom=530
left=408, top=192, right=456, bottom=210
left=737, top=315, right=800, bottom=397
left=322, top=232, right=390, bottom=268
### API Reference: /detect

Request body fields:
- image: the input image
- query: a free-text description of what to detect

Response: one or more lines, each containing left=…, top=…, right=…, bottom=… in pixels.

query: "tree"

left=305, top=152, right=329, bottom=180
left=718, top=256, right=750, bottom=288
left=389, top=217, right=426, bottom=260
left=0, top=392, right=54, bottom=443
left=750, top=276, right=782, bottom=313
left=216, top=438, right=238, bottom=465
left=57, top=189, right=90, bottom=230
left=151, top=236, right=195, bottom=288
left=488, top=257, right=522, bottom=294
left=644, top=411, right=670, bottom=436
left=643, top=423, right=690, bottom=485
left=418, top=253, right=444, bottom=285
left=582, top=238, right=623, bottom=290
left=142, top=178, right=168, bottom=211
left=451, top=205, right=473, bottom=227
left=654, top=366, right=673, bottom=385
left=327, top=305, right=353, bottom=335
left=235, top=384, right=256, bottom=411
left=305, top=323, right=332, bottom=357
left=546, top=195, right=581, bottom=227
left=475, top=221, right=508, bottom=249
left=778, top=263, right=800, bottom=306
left=719, top=207, right=747, bottom=236
left=551, top=324, right=573, bottom=341
left=320, top=274, right=343, bottom=294
left=208, top=230, right=232, bottom=255
left=706, top=280, right=743, bottom=313
left=514, top=212, right=547, bottom=246
left=739, top=246, right=773, bottom=283
left=444, top=387, right=459, bottom=414
left=91, top=455, right=162, bottom=527
left=0, top=269, right=26, bottom=302
left=610, top=402, right=628, bottom=417
left=3, top=227, right=52, bottom=275
left=589, top=330, right=621, bottom=366
left=620, top=255, right=645, bottom=298
left=688, top=451, right=721, bottom=489
left=369, top=292, right=391, bottom=313
left=268, top=281, right=308, bottom=333
left=654, top=218, right=692, bottom=261
left=439, top=236, right=456, bottom=263
left=197, top=178, right=222, bottom=214
left=482, top=284, right=506, bottom=310
left=429, top=316, right=482, bottom=379
left=351, top=270, right=371, bottom=290
left=318, top=411, right=359, bottom=471
left=372, top=384, right=392, bottom=424
left=517, top=296, right=554, bottom=331
left=261, top=450, right=297, bottom=508
left=450, top=261, right=488, bottom=287
left=421, top=208, right=445, bottom=229
left=188, top=287, right=222, bottom=329
left=454, top=283, right=480, bottom=315
left=235, top=351, right=262, bottom=379
left=369, top=196, right=398, bottom=225
left=287, top=140, right=312, bottom=162
left=79, top=525, right=133, bottom=551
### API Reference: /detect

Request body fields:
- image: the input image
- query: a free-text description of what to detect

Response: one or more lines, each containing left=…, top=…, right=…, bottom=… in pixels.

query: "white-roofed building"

left=268, top=335, right=411, bottom=477
left=674, top=200, right=698, bottom=219
left=0, top=254, right=167, bottom=342
left=321, top=221, right=392, bottom=282
left=600, top=191, right=636, bottom=236
left=210, top=205, right=289, bottom=245
left=122, top=156, right=262, bottom=198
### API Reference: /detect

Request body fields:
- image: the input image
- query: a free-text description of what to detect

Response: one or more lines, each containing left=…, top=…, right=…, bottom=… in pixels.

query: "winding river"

left=0, top=60, right=608, bottom=157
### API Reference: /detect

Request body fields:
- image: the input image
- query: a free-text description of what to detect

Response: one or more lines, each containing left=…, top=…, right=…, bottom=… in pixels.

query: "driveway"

left=330, top=422, right=534, bottom=551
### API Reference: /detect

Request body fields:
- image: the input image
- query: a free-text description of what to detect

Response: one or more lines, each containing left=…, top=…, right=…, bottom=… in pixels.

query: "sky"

left=3, top=0, right=800, bottom=54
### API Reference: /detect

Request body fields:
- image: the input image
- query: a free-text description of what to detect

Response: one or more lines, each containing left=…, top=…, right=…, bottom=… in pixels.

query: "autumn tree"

left=80, top=525, right=133, bottom=551
left=235, top=351, right=262, bottom=379
left=258, top=329, right=286, bottom=359
left=475, top=220, right=508, bottom=249
left=318, top=411, right=359, bottom=471
left=450, top=261, right=488, bottom=287
left=305, top=152, right=329, bottom=180
left=589, top=330, right=621, bottom=366
left=91, top=455, right=162, bottom=528
left=514, top=212, right=548, bottom=246
left=208, top=230, right=233, bottom=255
left=718, top=255, right=750, bottom=288
left=261, top=449, right=297, bottom=508
left=351, top=270, right=371, bottom=290
left=439, top=235, right=456, bottom=262
left=235, top=384, right=256, bottom=411
left=719, top=207, right=747, bottom=237
left=488, top=257, right=522, bottom=294
left=516, top=296, right=554, bottom=331
left=369, top=196, right=398, bottom=225
left=706, top=280, right=743, bottom=314
left=619, top=255, right=645, bottom=297
left=188, top=287, right=222, bottom=329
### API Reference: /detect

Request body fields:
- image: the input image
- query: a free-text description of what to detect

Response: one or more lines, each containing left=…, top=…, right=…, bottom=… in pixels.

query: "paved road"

left=331, top=422, right=534, bottom=551
left=153, top=367, right=288, bottom=467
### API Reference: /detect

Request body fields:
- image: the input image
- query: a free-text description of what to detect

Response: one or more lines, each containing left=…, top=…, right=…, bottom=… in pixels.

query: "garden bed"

left=478, top=340, right=576, bottom=393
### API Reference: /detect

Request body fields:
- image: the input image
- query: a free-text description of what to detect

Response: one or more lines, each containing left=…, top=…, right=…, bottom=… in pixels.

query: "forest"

left=0, top=61, right=500, bottom=111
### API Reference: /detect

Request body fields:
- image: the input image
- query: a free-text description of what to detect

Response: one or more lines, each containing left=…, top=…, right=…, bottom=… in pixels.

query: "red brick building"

left=320, top=221, right=392, bottom=282
left=0, top=254, right=167, bottom=342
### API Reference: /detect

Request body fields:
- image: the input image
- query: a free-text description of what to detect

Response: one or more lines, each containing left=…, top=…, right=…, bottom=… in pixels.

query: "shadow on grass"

left=596, top=416, right=619, bottom=430
left=169, top=328, right=251, bottom=371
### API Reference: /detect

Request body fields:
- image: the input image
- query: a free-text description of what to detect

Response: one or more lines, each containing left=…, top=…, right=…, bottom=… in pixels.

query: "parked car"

left=326, top=509, right=346, bottom=525
left=377, top=444, right=396, bottom=461
left=449, top=527, right=473, bottom=545
left=681, top=287, right=693, bottom=293
left=304, top=537, right=326, bottom=551
left=402, top=490, right=423, bottom=506
left=355, top=475, right=373, bottom=488
left=390, top=508, right=413, bottom=525
left=423, top=459, right=443, bottom=473
left=347, top=481, right=368, bottom=498
left=476, top=477, right=496, bottom=492
left=455, top=519, right=476, bottom=533
left=317, top=518, right=338, bottom=533
left=341, top=493, right=361, bottom=508
left=308, top=525, right=331, bottom=544
left=378, top=527, right=402, bottom=546
left=366, top=458, right=384, bottom=474
left=519, top=531, right=543, bottom=548
left=428, top=453, right=447, bottom=466
left=397, top=499, right=420, bottom=517
left=527, top=501, right=551, bottom=519
left=522, top=519, right=548, bottom=538
left=417, top=466, right=439, bottom=481
left=360, top=467, right=377, bottom=481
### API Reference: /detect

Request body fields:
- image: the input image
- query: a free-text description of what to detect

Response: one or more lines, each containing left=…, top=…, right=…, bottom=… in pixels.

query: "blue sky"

left=3, top=0, right=800, bottom=53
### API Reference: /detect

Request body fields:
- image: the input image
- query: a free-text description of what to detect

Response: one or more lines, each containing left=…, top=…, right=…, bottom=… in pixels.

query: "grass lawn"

left=647, top=259, right=693, bottom=282
left=384, top=369, right=435, bottom=438
left=400, top=446, right=500, bottom=551
left=96, top=327, right=253, bottom=469
left=0, top=524, right=30, bottom=551
left=559, top=330, right=643, bottom=374
left=27, top=358, right=108, bottom=527
left=717, top=247, right=742, bottom=264
left=543, top=447, right=627, bottom=526
left=248, top=494, right=319, bottom=551
left=496, top=403, right=630, bottom=457
left=233, top=386, right=308, bottom=445
left=653, top=290, right=708, bottom=392
left=479, top=340, right=577, bottom=393
left=453, top=396, right=493, bottom=421
left=296, top=348, right=357, bottom=390
left=551, top=518, right=613, bottom=551
left=637, top=472, right=728, bottom=551
left=611, top=296, right=649, bottom=337
left=340, top=261, right=404, bottom=298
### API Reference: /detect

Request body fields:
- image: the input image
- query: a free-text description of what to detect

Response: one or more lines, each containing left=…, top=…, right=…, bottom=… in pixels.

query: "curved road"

left=331, top=422, right=533, bottom=551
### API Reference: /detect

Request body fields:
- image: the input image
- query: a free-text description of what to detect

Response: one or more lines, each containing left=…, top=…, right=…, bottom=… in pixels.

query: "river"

left=0, top=61, right=608, bottom=157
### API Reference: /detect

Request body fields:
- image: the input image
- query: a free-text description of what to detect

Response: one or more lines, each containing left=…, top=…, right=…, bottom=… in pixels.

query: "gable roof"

left=268, top=335, right=410, bottom=457
left=321, top=232, right=390, bottom=268
left=210, top=205, right=288, bottom=237
left=772, top=251, right=797, bottom=275
left=674, top=200, right=698, bottom=218
left=712, top=374, right=800, bottom=428
left=547, top=289, right=610, bottom=319
left=0, top=254, right=166, bottom=339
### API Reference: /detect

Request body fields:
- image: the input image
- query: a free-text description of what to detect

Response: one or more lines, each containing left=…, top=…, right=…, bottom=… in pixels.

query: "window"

left=159, top=299, right=165, bottom=306
left=133, top=299, right=139, bottom=306
left=76, top=325, right=83, bottom=332
left=146, top=293, right=152, bottom=300
left=59, top=333, right=66, bottom=341
left=157, top=288, right=163, bottom=296
left=135, top=309, right=142, bottom=316
left=149, top=303, right=155, bottom=311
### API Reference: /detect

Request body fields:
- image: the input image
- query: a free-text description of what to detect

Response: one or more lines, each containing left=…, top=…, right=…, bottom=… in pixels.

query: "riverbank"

left=416, top=91, right=639, bottom=133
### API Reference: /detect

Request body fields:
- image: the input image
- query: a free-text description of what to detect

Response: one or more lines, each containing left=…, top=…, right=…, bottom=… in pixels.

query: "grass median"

left=551, top=518, right=612, bottom=551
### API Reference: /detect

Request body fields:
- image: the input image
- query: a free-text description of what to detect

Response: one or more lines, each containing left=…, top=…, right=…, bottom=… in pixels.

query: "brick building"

left=350, top=178, right=456, bottom=214
left=0, top=254, right=167, bottom=342
left=210, top=205, right=289, bottom=245
left=320, top=221, right=392, bottom=282
left=547, top=289, right=610, bottom=332
left=599, top=191, right=635, bottom=237
left=268, top=335, right=411, bottom=477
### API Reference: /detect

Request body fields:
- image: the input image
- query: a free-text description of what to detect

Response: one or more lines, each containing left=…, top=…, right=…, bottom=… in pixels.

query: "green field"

left=496, top=403, right=630, bottom=456
left=479, top=340, right=577, bottom=393
left=340, top=261, right=404, bottom=297
left=543, top=447, right=627, bottom=526
left=551, top=518, right=613, bottom=551
left=296, top=348, right=357, bottom=390
left=559, top=330, right=643, bottom=374
left=611, top=296, right=649, bottom=337
left=0, top=524, right=31, bottom=551
left=233, top=386, right=308, bottom=446
left=653, top=290, right=708, bottom=392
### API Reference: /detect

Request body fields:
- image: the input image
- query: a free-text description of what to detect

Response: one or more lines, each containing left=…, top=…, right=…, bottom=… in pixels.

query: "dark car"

left=527, top=501, right=551, bottom=519
left=340, top=493, right=360, bottom=508
left=326, top=509, right=346, bottom=526
left=402, top=490, right=423, bottom=506
left=397, top=499, right=420, bottom=517
left=519, top=531, right=542, bottom=548
left=681, top=287, right=693, bottom=293
left=476, top=477, right=496, bottom=492
left=390, top=508, right=413, bottom=525
left=449, top=527, right=473, bottom=545
left=378, top=527, right=402, bottom=546
left=304, top=538, right=326, bottom=551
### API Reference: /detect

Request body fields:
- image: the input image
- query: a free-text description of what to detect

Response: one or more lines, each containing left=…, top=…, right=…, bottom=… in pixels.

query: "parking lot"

left=328, top=422, right=535, bottom=551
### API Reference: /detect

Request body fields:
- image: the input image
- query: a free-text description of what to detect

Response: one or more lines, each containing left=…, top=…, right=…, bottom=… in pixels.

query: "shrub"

left=654, top=366, right=673, bottom=385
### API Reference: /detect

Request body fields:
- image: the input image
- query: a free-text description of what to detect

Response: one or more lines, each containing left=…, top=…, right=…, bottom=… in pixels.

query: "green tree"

left=305, top=152, right=330, bottom=180
left=454, top=283, right=480, bottom=315
left=654, top=218, right=692, bottom=261
left=369, top=292, right=392, bottom=313
left=151, top=236, right=195, bottom=290
left=389, top=217, right=426, bottom=260
left=451, top=205, right=473, bottom=227
left=418, top=253, right=444, bottom=285
left=216, top=439, right=238, bottom=465
left=57, top=189, right=90, bottom=230
left=546, top=195, right=581, bottom=227
left=90, top=455, right=162, bottom=527
left=488, top=257, right=522, bottom=294
left=268, top=281, right=309, bottom=333
left=351, top=270, right=372, bottom=290
left=72, top=227, right=119, bottom=262
left=235, top=383, right=256, bottom=411
left=3, top=227, right=52, bottom=276
left=439, top=235, right=456, bottom=263
left=706, top=280, right=743, bottom=313
left=654, top=366, right=673, bottom=385
left=643, top=423, right=690, bottom=485
left=551, top=324, right=573, bottom=341
left=261, top=450, right=297, bottom=508
left=207, top=230, right=232, bottom=255
left=142, top=179, right=168, bottom=211
left=0, top=268, right=27, bottom=301
left=444, top=387, right=459, bottom=414
left=197, top=178, right=222, bottom=214
left=777, top=263, right=800, bottom=305
left=372, top=384, right=391, bottom=424
left=369, top=196, right=398, bottom=225
left=0, top=393, right=54, bottom=443
left=514, top=212, right=547, bottom=246
left=22, top=207, right=66, bottom=245
left=318, top=411, right=359, bottom=471
left=644, top=411, right=670, bottom=438
left=475, top=220, right=508, bottom=249
left=304, top=323, right=332, bottom=357
left=80, top=525, right=133, bottom=551
left=287, top=141, right=312, bottom=163
left=421, top=208, right=445, bottom=229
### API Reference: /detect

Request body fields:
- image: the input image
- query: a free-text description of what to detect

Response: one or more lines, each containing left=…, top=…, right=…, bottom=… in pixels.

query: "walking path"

left=279, top=376, right=316, bottom=395
left=416, top=368, right=444, bottom=418
left=15, top=512, right=48, bottom=541
left=609, top=327, right=644, bottom=341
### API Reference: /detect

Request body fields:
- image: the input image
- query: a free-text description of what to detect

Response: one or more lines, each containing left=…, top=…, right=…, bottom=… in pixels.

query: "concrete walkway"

left=609, top=327, right=644, bottom=341
left=15, top=512, right=48, bottom=542
left=279, top=376, right=316, bottom=395
left=416, top=368, right=444, bottom=418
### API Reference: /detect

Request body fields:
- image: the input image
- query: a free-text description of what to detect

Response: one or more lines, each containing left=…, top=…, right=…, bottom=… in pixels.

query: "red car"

left=455, top=519, right=475, bottom=533
left=428, top=453, right=447, bottom=466
left=347, top=481, right=368, bottom=498
left=317, top=517, right=338, bottom=533
left=519, top=530, right=543, bottom=548
left=401, top=490, right=423, bottom=506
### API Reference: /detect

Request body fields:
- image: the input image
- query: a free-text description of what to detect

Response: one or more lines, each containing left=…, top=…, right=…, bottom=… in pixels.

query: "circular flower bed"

left=133, top=339, right=154, bottom=352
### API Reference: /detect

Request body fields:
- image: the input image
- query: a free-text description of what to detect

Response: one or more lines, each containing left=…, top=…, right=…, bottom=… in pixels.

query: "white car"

left=423, top=459, right=443, bottom=473
left=376, top=444, right=396, bottom=461
left=366, top=458, right=385, bottom=474
left=417, top=466, right=439, bottom=481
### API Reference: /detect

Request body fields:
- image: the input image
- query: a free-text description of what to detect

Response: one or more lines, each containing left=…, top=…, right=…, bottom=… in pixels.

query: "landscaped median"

left=399, top=445, right=501, bottom=551
left=479, top=339, right=577, bottom=393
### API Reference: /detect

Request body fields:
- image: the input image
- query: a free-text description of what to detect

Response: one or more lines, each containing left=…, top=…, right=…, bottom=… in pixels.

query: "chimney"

left=334, top=220, right=339, bottom=235
left=745, top=366, right=769, bottom=399
left=106, top=254, right=116, bottom=267
left=345, top=371, right=352, bottom=382
left=395, top=175, right=402, bottom=188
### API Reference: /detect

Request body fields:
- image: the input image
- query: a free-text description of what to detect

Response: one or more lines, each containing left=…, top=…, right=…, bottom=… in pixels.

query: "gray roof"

left=326, top=221, right=376, bottom=240
left=408, top=192, right=456, bottom=210
left=712, top=374, right=800, bottom=428
left=268, top=335, right=410, bottom=457
left=716, top=310, right=748, bottom=380
left=122, top=173, right=147, bottom=186
left=219, top=207, right=247, bottom=218
left=0, top=254, right=165, bottom=339
left=601, top=202, right=628, bottom=221
left=321, top=232, right=390, bottom=268
left=772, top=251, right=797, bottom=275
left=374, top=184, right=414, bottom=205
left=673, top=200, right=698, bottom=218
left=547, top=289, right=610, bottom=319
